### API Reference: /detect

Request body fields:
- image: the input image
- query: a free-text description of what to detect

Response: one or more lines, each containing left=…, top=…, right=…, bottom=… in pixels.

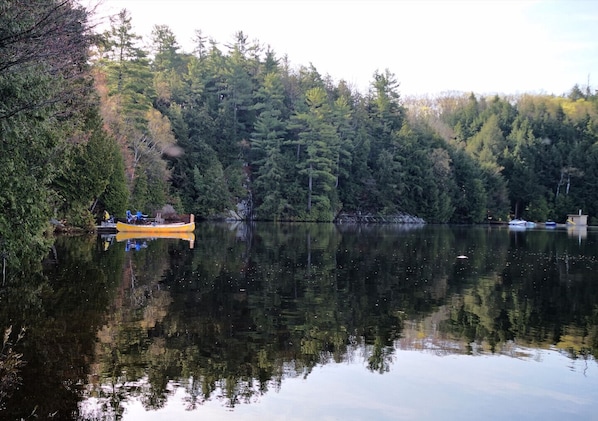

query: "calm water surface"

left=1, top=223, right=598, bottom=420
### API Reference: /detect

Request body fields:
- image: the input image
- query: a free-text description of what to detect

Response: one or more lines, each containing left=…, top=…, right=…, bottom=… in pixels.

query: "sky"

left=88, top=0, right=598, bottom=97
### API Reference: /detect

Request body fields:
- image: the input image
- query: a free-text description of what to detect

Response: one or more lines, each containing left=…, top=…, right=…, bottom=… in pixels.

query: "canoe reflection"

left=112, top=231, right=195, bottom=249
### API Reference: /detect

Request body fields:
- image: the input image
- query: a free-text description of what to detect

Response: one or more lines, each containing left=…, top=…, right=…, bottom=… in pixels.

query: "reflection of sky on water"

left=88, top=347, right=597, bottom=421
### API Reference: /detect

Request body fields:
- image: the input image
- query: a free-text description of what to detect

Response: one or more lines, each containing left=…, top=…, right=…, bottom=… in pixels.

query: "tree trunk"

left=556, top=169, right=564, bottom=198
left=307, top=163, right=313, bottom=211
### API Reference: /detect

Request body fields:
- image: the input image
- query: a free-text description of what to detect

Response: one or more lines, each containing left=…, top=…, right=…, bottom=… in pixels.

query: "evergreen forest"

left=3, top=1, right=598, bottom=264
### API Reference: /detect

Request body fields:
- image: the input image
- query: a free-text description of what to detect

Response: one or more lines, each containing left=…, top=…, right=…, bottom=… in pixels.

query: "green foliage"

left=449, top=149, right=488, bottom=223
left=0, top=0, right=95, bottom=261
left=0, top=116, right=55, bottom=264
left=191, top=157, right=230, bottom=217
left=99, top=143, right=129, bottom=217
left=525, top=196, right=551, bottom=222
left=291, top=87, right=341, bottom=221
left=52, top=109, right=122, bottom=227
left=96, top=16, right=598, bottom=225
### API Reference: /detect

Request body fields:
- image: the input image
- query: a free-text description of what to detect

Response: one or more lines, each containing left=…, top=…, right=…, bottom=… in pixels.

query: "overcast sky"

left=90, top=0, right=598, bottom=97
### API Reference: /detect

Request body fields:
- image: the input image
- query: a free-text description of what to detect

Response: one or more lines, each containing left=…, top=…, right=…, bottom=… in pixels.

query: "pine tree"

left=251, top=72, right=289, bottom=219
left=291, top=87, right=340, bottom=220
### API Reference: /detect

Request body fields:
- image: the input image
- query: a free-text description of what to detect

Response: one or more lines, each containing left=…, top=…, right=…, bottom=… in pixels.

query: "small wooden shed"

left=567, top=211, right=588, bottom=226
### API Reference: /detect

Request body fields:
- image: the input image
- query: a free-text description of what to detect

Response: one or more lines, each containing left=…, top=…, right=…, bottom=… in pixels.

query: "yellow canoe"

left=115, top=221, right=195, bottom=233
left=116, top=214, right=195, bottom=233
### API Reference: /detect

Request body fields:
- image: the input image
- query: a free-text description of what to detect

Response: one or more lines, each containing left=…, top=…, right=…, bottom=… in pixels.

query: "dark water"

left=1, top=223, right=598, bottom=420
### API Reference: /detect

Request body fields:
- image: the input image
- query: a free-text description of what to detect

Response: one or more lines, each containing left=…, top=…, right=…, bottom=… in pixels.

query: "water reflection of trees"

left=2, top=224, right=598, bottom=419
left=438, top=229, right=598, bottom=359
left=0, top=235, right=125, bottom=420
left=88, top=223, right=409, bottom=414
left=89, top=224, right=598, bottom=415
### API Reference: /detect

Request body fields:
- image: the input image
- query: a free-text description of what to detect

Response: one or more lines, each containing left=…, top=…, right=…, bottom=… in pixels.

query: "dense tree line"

left=3, top=2, right=598, bottom=265
left=93, top=10, right=598, bottom=225
left=413, top=89, right=598, bottom=223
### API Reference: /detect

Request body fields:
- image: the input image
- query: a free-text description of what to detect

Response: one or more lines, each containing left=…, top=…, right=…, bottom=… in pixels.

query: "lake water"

left=1, top=223, right=598, bottom=420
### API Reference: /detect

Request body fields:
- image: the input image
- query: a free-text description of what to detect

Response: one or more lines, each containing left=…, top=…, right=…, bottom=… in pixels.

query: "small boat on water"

left=508, top=219, right=536, bottom=229
left=116, top=214, right=195, bottom=233
left=545, top=220, right=557, bottom=228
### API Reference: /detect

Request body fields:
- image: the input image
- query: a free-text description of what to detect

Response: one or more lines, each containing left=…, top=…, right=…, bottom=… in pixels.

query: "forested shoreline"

left=2, top=1, right=598, bottom=264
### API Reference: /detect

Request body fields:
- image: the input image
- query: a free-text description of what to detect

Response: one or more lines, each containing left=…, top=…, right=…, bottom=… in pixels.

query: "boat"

left=116, top=214, right=195, bottom=233
left=545, top=220, right=557, bottom=228
left=508, top=219, right=536, bottom=228
left=115, top=231, right=196, bottom=242
left=508, top=219, right=527, bottom=226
